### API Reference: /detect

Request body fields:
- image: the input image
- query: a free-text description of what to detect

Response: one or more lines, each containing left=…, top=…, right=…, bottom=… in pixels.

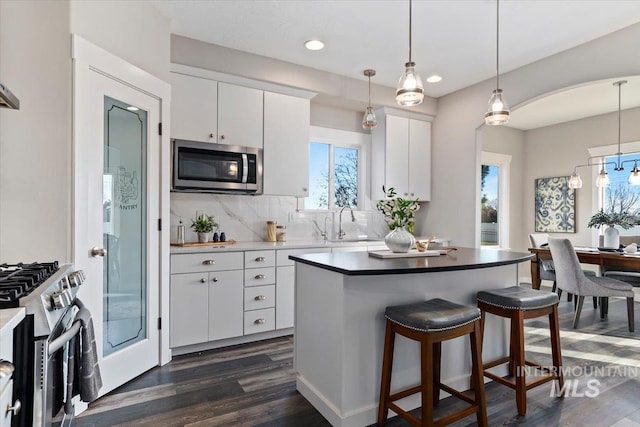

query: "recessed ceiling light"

left=127, top=106, right=139, bottom=111
left=304, top=39, right=325, bottom=51
left=426, top=75, right=442, bottom=83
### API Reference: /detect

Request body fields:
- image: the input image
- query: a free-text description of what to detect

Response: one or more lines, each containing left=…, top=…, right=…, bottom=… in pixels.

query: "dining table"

left=529, top=246, right=640, bottom=289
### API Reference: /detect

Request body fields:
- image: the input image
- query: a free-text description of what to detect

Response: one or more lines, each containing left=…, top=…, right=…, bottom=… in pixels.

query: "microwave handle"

left=242, top=154, right=248, bottom=183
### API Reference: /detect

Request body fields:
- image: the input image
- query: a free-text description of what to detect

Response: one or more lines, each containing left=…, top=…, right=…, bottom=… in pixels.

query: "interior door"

left=75, top=63, right=160, bottom=396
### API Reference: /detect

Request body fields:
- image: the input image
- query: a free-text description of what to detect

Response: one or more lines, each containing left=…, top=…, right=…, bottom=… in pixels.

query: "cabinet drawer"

left=171, top=252, right=243, bottom=274
left=276, top=247, right=331, bottom=267
left=244, top=285, right=275, bottom=311
left=244, top=308, right=275, bottom=335
left=244, top=250, right=276, bottom=268
left=244, top=267, right=276, bottom=287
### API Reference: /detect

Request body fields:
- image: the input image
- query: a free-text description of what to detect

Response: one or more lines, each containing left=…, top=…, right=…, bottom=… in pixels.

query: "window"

left=479, top=152, right=511, bottom=248
left=305, top=127, right=367, bottom=210
left=600, top=154, right=640, bottom=233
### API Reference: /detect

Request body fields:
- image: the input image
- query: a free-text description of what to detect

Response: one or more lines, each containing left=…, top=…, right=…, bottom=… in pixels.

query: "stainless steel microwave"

left=172, top=139, right=263, bottom=194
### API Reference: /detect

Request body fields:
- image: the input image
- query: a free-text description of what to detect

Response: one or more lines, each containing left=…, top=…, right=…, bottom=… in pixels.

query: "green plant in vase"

left=191, top=212, right=218, bottom=242
left=376, top=186, right=420, bottom=252
left=587, top=209, right=637, bottom=249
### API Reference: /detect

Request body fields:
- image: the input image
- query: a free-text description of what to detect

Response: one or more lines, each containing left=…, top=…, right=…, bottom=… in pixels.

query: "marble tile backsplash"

left=170, top=192, right=389, bottom=243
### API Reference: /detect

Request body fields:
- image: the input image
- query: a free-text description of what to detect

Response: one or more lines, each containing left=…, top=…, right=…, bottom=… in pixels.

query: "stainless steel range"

left=0, top=262, right=85, bottom=427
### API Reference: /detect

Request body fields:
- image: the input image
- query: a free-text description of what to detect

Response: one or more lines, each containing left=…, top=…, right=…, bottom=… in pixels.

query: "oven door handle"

left=241, top=153, right=248, bottom=183
left=48, top=321, right=81, bottom=354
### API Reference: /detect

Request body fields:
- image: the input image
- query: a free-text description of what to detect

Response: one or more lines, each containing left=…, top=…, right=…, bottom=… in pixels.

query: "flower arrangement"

left=190, top=212, right=218, bottom=233
left=587, top=209, right=636, bottom=230
left=376, top=186, right=420, bottom=234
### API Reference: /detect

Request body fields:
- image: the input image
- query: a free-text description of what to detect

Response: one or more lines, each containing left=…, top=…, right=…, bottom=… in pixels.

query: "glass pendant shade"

left=396, top=62, right=424, bottom=106
left=629, top=164, right=640, bottom=185
left=568, top=172, right=583, bottom=189
left=484, top=89, right=510, bottom=125
left=362, top=106, right=377, bottom=129
left=596, top=169, right=610, bottom=187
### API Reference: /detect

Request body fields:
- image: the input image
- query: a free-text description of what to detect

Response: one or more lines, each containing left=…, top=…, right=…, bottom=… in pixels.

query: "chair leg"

left=567, top=292, right=573, bottom=302
left=432, top=342, right=441, bottom=406
left=549, top=304, right=564, bottom=397
left=573, top=296, right=585, bottom=329
left=551, top=281, right=557, bottom=293
left=557, top=288, right=563, bottom=299
left=378, top=321, right=395, bottom=426
left=627, top=297, right=635, bottom=333
left=573, top=295, right=578, bottom=310
left=420, top=338, right=434, bottom=426
left=599, top=297, right=606, bottom=319
left=593, top=297, right=598, bottom=309
left=513, top=310, right=527, bottom=416
left=470, top=322, right=488, bottom=427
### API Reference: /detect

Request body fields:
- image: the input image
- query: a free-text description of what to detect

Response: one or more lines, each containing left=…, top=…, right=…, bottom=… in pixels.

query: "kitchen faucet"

left=338, top=207, right=356, bottom=240
left=313, top=216, right=330, bottom=241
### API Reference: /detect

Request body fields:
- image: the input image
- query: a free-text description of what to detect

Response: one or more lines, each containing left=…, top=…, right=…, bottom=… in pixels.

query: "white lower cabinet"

left=0, top=380, right=13, bottom=427
left=208, top=270, right=244, bottom=341
left=170, top=272, right=209, bottom=347
left=244, top=308, right=276, bottom=335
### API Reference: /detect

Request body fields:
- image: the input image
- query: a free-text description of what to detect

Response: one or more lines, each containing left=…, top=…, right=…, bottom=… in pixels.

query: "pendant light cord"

left=496, top=0, right=500, bottom=90
left=368, top=74, right=372, bottom=105
left=409, top=0, right=413, bottom=63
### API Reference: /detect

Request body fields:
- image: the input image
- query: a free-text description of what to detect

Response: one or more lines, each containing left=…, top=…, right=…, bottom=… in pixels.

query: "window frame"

left=479, top=151, right=511, bottom=250
left=305, top=126, right=369, bottom=211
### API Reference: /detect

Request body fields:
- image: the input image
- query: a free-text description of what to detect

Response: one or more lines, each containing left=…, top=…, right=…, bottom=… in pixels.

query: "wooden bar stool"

left=476, top=286, right=564, bottom=416
left=378, top=298, right=488, bottom=427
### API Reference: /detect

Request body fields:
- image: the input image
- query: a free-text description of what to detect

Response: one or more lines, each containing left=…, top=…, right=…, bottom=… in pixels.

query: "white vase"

left=603, top=226, right=620, bottom=249
left=384, top=226, right=416, bottom=253
left=197, top=232, right=212, bottom=243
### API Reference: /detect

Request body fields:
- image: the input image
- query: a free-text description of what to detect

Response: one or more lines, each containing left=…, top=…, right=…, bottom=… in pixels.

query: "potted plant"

left=376, top=186, right=420, bottom=253
left=587, top=209, right=637, bottom=249
left=191, top=212, right=218, bottom=243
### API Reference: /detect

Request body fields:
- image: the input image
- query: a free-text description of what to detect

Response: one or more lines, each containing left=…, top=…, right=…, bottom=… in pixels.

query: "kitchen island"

left=290, top=248, right=533, bottom=427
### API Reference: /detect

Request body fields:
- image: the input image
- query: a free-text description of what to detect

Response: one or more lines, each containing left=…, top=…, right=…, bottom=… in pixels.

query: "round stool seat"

left=477, top=286, right=558, bottom=310
left=385, top=298, right=481, bottom=332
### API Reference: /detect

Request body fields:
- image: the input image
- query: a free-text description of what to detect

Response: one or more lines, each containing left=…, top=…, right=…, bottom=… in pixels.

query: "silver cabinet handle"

left=220, top=134, right=226, bottom=140
left=7, top=399, right=21, bottom=416
left=302, top=187, right=308, bottom=192
left=202, top=260, right=215, bottom=265
left=254, top=295, right=266, bottom=301
left=200, top=278, right=206, bottom=283
left=209, top=133, right=215, bottom=138
left=211, top=277, right=218, bottom=283
left=255, top=256, right=266, bottom=262
left=90, top=247, right=107, bottom=257
left=254, top=318, right=265, bottom=324
left=0, top=360, right=15, bottom=378
left=254, top=274, right=266, bottom=280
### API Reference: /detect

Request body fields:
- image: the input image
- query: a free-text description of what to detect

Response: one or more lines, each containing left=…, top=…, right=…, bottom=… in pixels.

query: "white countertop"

left=170, top=239, right=387, bottom=254
left=0, top=307, right=25, bottom=336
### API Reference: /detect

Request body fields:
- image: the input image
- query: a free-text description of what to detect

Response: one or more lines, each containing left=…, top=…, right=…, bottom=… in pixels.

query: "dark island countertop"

left=289, top=247, right=533, bottom=276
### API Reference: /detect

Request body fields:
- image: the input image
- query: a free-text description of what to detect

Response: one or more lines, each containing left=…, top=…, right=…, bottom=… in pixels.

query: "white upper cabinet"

left=217, top=82, right=264, bottom=148
left=263, top=92, right=310, bottom=197
left=371, top=110, right=432, bottom=201
left=170, top=72, right=218, bottom=143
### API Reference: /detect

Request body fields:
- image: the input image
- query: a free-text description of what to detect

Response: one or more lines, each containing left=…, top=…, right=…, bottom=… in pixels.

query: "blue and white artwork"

left=535, top=176, right=575, bottom=233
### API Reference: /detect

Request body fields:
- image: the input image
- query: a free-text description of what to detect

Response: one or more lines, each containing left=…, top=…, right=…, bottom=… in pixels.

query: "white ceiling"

left=151, top=0, right=640, bottom=129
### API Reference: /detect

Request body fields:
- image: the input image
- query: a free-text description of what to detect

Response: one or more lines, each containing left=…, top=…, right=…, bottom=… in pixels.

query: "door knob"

left=90, top=247, right=107, bottom=257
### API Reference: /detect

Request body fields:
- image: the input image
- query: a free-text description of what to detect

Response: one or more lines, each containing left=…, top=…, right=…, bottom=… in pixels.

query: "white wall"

left=0, top=0, right=72, bottom=263
left=523, top=106, right=640, bottom=248
left=481, top=125, right=525, bottom=251
left=426, top=22, right=640, bottom=247
left=0, top=0, right=171, bottom=263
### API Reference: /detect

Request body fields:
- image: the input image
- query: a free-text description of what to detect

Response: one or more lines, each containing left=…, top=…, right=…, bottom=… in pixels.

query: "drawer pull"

left=211, top=277, right=218, bottom=283
left=254, top=318, right=266, bottom=325
left=7, top=399, right=21, bottom=416
left=254, top=274, right=266, bottom=280
left=255, top=256, right=266, bottom=262
left=199, top=278, right=206, bottom=283
left=202, top=260, right=215, bottom=265
left=254, top=295, right=266, bottom=301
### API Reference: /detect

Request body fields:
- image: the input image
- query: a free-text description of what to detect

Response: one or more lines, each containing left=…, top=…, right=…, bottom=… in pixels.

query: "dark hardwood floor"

left=75, top=294, right=640, bottom=427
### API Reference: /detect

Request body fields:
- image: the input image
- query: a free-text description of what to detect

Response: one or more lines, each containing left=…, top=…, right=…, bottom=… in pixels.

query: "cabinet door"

left=408, top=119, right=431, bottom=201
left=385, top=115, right=410, bottom=196
left=217, top=83, right=263, bottom=148
left=0, top=380, right=13, bottom=427
left=263, top=92, right=310, bottom=196
left=276, top=266, right=295, bottom=329
left=209, top=270, right=244, bottom=341
left=170, top=73, right=217, bottom=142
left=170, top=273, right=209, bottom=347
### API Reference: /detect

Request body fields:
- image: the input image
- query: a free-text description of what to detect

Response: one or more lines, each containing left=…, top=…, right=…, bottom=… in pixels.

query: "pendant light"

left=485, top=0, right=510, bottom=125
left=362, top=69, right=378, bottom=129
left=596, top=168, right=610, bottom=188
left=396, top=0, right=424, bottom=106
left=568, top=168, right=583, bottom=189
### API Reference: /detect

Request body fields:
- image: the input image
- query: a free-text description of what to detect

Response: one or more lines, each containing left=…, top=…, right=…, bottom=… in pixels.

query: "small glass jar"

left=266, top=221, right=277, bottom=242
left=276, top=225, right=287, bottom=242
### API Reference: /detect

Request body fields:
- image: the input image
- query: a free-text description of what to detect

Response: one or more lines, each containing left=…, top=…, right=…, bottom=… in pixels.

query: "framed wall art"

left=535, top=176, right=575, bottom=233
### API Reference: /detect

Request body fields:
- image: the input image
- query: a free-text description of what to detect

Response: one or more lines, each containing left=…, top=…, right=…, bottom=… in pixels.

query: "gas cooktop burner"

left=0, top=261, right=60, bottom=307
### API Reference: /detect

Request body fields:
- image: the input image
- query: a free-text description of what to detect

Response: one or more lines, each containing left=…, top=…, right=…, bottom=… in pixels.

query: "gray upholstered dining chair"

left=548, top=238, right=635, bottom=332
left=529, top=233, right=597, bottom=308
